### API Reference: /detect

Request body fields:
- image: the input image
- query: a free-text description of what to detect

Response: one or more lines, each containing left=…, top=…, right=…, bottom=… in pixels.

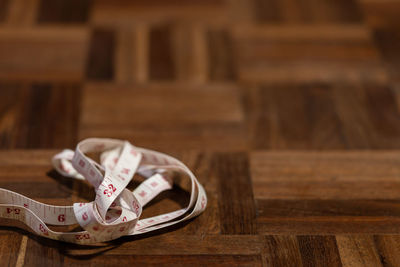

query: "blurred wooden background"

left=1, top=0, right=400, bottom=266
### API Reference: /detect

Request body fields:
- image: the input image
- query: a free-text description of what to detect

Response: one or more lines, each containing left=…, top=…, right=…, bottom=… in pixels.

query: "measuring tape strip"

left=0, top=138, right=207, bottom=244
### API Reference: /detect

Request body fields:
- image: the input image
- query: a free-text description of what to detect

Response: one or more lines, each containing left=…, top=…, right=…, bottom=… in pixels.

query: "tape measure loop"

left=0, top=138, right=207, bottom=244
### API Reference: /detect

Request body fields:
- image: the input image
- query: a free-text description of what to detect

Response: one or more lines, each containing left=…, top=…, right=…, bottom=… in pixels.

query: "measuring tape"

left=0, top=138, right=207, bottom=244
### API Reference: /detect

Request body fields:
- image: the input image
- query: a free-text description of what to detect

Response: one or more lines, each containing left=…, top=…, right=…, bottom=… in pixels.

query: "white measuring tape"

left=0, top=138, right=207, bottom=244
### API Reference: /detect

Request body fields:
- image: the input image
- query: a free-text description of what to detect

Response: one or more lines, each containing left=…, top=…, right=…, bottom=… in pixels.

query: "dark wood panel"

left=297, top=236, right=342, bottom=267
left=207, top=29, right=236, bottom=81
left=214, top=152, right=257, bottom=234
left=254, top=0, right=363, bottom=23
left=374, top=29, right=400, bottom=81
left=149, top=24, right=175, bottom=80
left=64, top=255, right=263, bottom=267
left=0, top=233, right=22, bottom=266
left=263, top=235, right=303, bottom=266
left=257, top=199, right=400, bottom=218
left=257, top=200, right=400, bottom=234
left=79, top=83, right=246, bottom=151
left=37, top=0, right=91, bottom=24
left=0, top=0, right=9, bottom=23
left=86, top=29, right=115, bottom=80
left=24, top=238, right=64, bottom=267
left=0, top=83, right=80, bottom=149
left=245, top=84, right=346, bottom=149
left=245, top=85, right=400, bottom=150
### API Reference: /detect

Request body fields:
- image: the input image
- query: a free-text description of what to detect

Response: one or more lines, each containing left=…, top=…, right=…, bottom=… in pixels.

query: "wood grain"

left=0, top=28, right=88, bottom=81
left=1, top=0, right=400, bottom=265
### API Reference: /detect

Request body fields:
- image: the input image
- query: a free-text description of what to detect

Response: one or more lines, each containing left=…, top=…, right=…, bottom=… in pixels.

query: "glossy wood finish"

left=1, top=0, right=400, bottom=266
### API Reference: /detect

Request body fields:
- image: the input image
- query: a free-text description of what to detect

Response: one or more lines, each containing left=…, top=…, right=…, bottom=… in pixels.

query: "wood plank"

left=0, top=233, right=22, bottom=266
left=336, top=235, right=382, bottom=267
left=92, top=0, right=228, bottom=26
left=297, top=236, right=342, bottom=267
left=214, top=152, right=256, bottom=234
left=0, top=83, right=80, bottom=149
left=5, top=0, right=39, bottom=26
left=23, top=238, right=64, bottom=266
left=360, top=0, right=400, bottom=29
left=67, top=235, right=264, bottom=256
left=245, top=83, right=400, bottom=150
left=256, top=200, right=400, bottom=234
left=0, top=28, right=88, bottom=81
left=233, top=25, right=387, bottom=84
left=37, top=0, right=91, bottom=24
left=64, top=255, right=263, bottom=267
left=251, top=151, right=400, bottom=200
left=207, top=29, right=236, bottom=81
left=373, top=235, right=400, bottom=267
left=254, top=0, right=362, bottom=23
left=79, top=83, right=246, bottom=150
left=115, top=25, right=150, bottom=84
left=244, top=84, right=345, bottom=149
left=149, top=24, right=175, bottom=80
left=258, top=200, right=400, bottom=218
left=86, top=29, right=115, bottom=81
left=263, top=235, right=303, bottom=266
left=374, top=29, right=400, bottom=82
left=171, top=151, right=220, bottom=235
left=0, top=150, right=58, bottom=166
left=0, top=0, right=10, bottom=23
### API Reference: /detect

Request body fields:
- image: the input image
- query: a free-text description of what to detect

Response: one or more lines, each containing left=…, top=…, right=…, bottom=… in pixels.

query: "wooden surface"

left=1, top=0, right=400, bottom=266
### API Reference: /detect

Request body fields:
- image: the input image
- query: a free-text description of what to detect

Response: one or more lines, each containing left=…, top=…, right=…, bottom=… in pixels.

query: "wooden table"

left=1, top=0, right=400, bottom=266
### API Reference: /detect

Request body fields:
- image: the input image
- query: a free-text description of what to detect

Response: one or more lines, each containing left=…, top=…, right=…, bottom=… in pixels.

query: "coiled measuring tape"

left=0, top=138, right=207, bottom=244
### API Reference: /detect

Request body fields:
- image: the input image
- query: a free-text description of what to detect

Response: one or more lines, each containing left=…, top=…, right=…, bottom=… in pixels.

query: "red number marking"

left=103, top=184, right=116, bottom=197
left=39, top=224, right=48, bottom=235
left=7, top=208, right=20, bottom=214
left=201, top=196, right=206, bottom=209
left=132, top=201, right=140, bottom=213
left=95, top=144, right=105, bottom=150
left=58, top=214, right=65, bottom=222
left=79, top=160, right=85, bottom=168
left=75, top=233, right=90, bottom=240
left=82, top=212, right=88, bottom=221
